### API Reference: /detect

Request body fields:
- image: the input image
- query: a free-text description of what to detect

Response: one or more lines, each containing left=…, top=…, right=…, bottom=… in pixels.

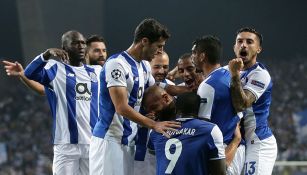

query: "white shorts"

left=134, top=150, right=156, bottom=175
left=53, top=144, right=89, bottom=175
left=226, top=144, right=245, bottom=175
left=89, top=136, right=135, bottom=175
left=243, top=135, right=277, bottom=175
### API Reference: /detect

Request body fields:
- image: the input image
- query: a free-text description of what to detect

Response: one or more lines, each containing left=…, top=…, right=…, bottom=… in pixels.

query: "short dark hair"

left=178, top=53, right=191, bottom=61
left=176, top=92, right=201, bottom=116
left=193, top=35, right=222, bottom=64
left=86, top=35, right=106, bottom=46
left=134, top=18, right=170, bottom=43
left=237, top=27, right=263, bottom=46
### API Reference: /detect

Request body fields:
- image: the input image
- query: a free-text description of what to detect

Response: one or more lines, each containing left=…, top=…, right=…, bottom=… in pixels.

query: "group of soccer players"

left=3, top=18, right=277, bottom=175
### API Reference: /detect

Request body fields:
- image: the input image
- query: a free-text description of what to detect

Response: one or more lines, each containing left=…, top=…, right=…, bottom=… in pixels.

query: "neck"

left=243, top=56, right=257, bottom=70
left=202, top=63, right=221, bottom=77
left=69, top=59, right=83, bottom=66
left=126, top=43, right=142, bottom=62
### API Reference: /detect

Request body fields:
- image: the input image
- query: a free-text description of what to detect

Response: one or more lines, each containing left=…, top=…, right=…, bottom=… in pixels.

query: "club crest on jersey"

left=89, top=72, right=98, bottom=82
left=111, top=69, right=121, bottom=80
left=251, top=80, right=265, bottom=89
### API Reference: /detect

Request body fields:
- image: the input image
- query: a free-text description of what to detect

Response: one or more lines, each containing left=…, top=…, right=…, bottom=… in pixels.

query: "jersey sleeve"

left=24, top=53, right=58, bottom=85
left=105, top=59, right=127, bottom=88
left=197, top=82, right=215, bottom=120
left=243, top=69, right=271, bottom=100
left=208, top=125, right=225, bottom=160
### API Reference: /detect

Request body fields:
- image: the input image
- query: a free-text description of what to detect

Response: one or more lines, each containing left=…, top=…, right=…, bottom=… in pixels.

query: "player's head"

left=176, top=92, right=201, bottom=118
left=61, top=30, right=86, bottom=62
left=86, top=35, right=107, bottom=66
left=177, top=53, right=198, bottom=88
left=191, top=35, right=222, bottom=70
left=142, top=85, right=176, bottom=121
left=150, top=51, right=170, bottom=82
left=133, top=18, right=170, bottom=62
left=234, top=27, right=262, bottom=68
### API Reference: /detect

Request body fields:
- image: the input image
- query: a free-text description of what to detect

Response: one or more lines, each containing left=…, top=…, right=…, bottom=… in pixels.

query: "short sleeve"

left=197, top=82, right=215, bottom=120
left=208, top=125, right=225, bottom=160
left=105, top=59, right=127, bottom=88
left=243, top=69, right=271, bottom=100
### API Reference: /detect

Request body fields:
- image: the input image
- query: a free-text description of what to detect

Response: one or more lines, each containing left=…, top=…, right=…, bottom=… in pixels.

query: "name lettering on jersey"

left=111, top=69, right=122, bottom=80
left=251, top=80, right=265, bottom=89
left=75, top=83, right=92, bottom=101
left=166, top=128, right=196, bottom=136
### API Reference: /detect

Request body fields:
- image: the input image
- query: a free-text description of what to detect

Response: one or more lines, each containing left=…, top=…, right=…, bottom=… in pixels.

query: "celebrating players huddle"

left=3, top=18, right=277, bottom=175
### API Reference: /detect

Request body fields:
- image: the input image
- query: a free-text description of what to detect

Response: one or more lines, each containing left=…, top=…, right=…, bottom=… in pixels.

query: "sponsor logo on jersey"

left=75, top=83, right=92, bottom=101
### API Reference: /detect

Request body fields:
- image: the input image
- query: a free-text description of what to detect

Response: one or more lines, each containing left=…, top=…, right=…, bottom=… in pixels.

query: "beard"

left=156, top=98, right=177, bottom=121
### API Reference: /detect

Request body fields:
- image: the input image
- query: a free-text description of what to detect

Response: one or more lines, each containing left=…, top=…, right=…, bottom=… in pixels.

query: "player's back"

left=198, top=67, right=240, bottom=144
left=150, top=118, right=225, bottom=175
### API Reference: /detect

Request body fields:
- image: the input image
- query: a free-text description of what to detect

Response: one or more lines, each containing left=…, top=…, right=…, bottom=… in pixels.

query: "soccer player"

left=150, top=51, right=174, bottom=85
left=24, top=30, right=100, bottom=175
left=2, top=34, right=108, bottom=95
left=192, top=35, right=245, bottom=174
left=89, top=18, right=181, bottom=175
left=229, top=27, right=277, bottom=175
left=143, top=86, right=226, bottom=175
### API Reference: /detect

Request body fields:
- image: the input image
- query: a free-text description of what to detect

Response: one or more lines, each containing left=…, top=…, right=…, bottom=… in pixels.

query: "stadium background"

left=0, top=0, right=306, bottom=174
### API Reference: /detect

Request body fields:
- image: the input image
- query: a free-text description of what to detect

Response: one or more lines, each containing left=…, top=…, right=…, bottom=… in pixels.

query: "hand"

left=2, top=60, right=24, bottom=77
left=153, top=121, right=181, bottom=138
left=166, top=66, right=178, bottom=82
left=43, top=48, right=69, bottom=63
left=228, top=58, right=244, bottom=77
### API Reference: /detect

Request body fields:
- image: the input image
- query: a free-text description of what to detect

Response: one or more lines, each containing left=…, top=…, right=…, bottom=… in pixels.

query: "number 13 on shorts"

left=165, top=138, right=182, bottom=174
left=244, top=161, right=256, bottom=175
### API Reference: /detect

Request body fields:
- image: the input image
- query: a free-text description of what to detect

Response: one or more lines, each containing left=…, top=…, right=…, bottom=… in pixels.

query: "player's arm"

left=208, top=125, right=226, bottom=175
left=225, top=122, right=241, bottom=167
left=2, top=60, right=45, bottom=95
left=229, top=58, right=256, bottom=112
left=166, top=65, right=179, bottom=82
left=24, top=48, right=68, bottom=83
left=109, top=86, right=180, bottom=137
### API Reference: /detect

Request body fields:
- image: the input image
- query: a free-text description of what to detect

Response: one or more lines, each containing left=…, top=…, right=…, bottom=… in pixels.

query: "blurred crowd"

left=0, top=56, right=306, bottom=174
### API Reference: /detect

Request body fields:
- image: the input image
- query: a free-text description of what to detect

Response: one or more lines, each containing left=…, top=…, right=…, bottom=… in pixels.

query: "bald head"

left=61, top=30, right=86, bottom=63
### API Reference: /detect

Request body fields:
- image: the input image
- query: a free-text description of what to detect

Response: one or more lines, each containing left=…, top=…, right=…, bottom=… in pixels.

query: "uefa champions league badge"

left=90, top=72, right=98, bottom=82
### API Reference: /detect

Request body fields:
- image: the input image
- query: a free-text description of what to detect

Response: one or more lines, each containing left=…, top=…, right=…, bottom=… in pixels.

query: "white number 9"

left=165, top=138, right=182, bottom=174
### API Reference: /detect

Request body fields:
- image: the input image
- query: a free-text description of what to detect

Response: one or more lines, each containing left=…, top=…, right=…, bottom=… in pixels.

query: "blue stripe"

left=65, top=65, right=78, bottom=143
left=44, top=86, right=57, bottom=144
left=121, top=52, right=139, bottom=145
left=141, top=62, right=150, bottom=89
left=84, top=65, right=99, bottom=131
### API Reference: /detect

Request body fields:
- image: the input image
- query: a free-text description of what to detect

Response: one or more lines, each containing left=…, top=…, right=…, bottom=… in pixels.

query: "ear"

left=161, top=93, right=171, bottom=104
left=141, top=37, right=149, bottom=46
left=257, top=46, right=262, bottom=54
left=201, top=52, right=206, bottom=63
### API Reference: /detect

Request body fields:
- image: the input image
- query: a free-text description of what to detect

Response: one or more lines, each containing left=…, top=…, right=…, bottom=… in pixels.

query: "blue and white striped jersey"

left=24, top=54, right=101, bottom=144
left=150, top=118, right=225, bottom=175
left=197, top=67, right=241, bottom=145
left=92, top=51, right=155, bottom=146
left=240, top=62, right=273, bottom=141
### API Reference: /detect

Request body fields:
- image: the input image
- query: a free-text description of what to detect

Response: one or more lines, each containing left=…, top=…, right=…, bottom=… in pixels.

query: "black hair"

left=176, top=92, right=201, bottom=117
left=86, top=35, right=106, bottom=46
left=237, top=27, right=263, bottom=46
left=192, top=35, right=222, bottom=64
left=133, top=18, right=170, bottom=43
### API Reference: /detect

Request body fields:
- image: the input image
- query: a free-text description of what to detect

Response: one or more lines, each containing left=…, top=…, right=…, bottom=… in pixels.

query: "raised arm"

left=229, top=58, right=256, bottom=112
left=109, top=86, right=180, bottom=137
left=3, top=60, right=45, bottom=95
